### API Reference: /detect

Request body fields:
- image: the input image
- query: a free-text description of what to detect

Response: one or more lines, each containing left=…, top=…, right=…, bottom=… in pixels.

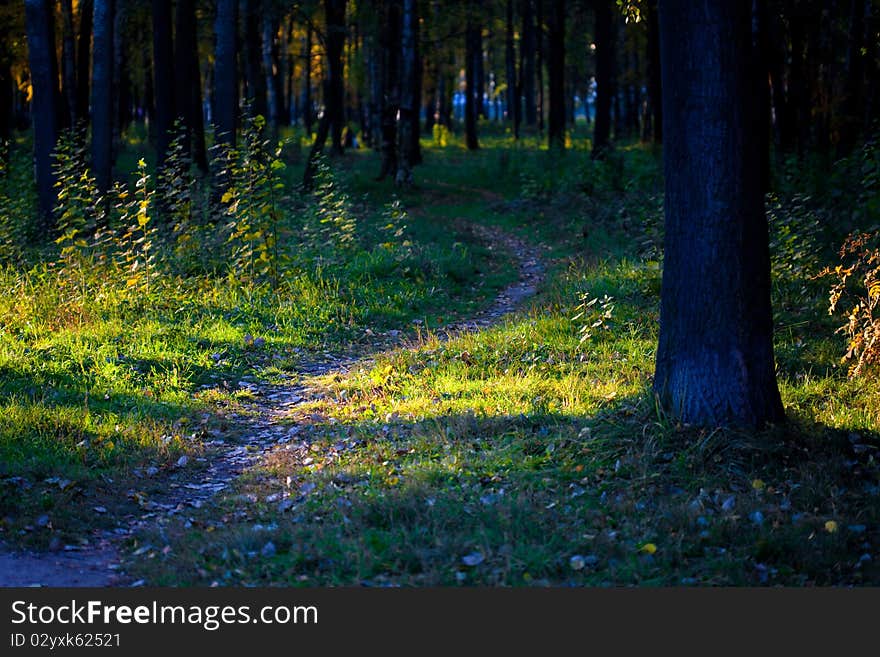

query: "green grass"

left=121, top=133, right=880, bottom=586
left=4, top=127, right=880, bottom=586
left=0, top=131, right=514, bottom=547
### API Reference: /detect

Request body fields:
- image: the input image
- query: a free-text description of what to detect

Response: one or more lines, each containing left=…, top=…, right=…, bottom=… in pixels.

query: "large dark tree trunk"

left=213, top=0, right=238, bottom=147
left=91, top=0, right=114, bottom=195
left=324, top=0, right=346, bottom=155
left=505, top=0, right=520, bottom=135
left=465, top=14, right=480, bottom=150
left=474, top=22, right=485, bottom=119
left=152, top=0, right=174, bottom=167
left=25, top=0, right=59, bottom=224
left=521, top=0, right=536, bottom=127
left=654, top=0, right=784, bottom=429
left=547, top=0, right=565, bottom=149
left=76, top=0, right=93, bottom=122
left=592, top=0, right=614, bottom=158
left=174, top=0, right=207, bottom=171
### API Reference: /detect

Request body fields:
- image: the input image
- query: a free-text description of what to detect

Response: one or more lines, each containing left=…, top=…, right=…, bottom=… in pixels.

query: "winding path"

left=0, top=223, right=545, bottom=587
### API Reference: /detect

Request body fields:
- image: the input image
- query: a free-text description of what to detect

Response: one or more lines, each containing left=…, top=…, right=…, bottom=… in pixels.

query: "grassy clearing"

left=0, top=131, right=512, bottom=548
left=124, top=133, right=880, bottom=586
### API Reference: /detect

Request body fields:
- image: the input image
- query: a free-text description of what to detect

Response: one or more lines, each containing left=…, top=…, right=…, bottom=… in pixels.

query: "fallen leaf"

left=461, top=551, right=484, bottom=567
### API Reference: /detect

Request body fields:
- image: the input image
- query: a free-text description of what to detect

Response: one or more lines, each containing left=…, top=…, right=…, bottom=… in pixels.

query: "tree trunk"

left=396, top=0, right=417, bottom=185
left=60, top=0, right=77, bottom=128
left=302, top=27, right=313, bottom=134
left=536, top=0, right=544, bottom=131
left=547, top=0, right=565, bottom=149
left=645, top=0, right=661, bottom=143
left=25, top=0, right=59, bottom=224
left=91, top=0, right=114, bottom=195
left=213, top=0, right=238, bottom=147
left=654, top=0, right=784, bottom=429
left=152, top=0, right=174, bottom=167
left=243, top=0, right=268, bottom=119
left=475, top=23, right=485, bottom=119
left=174, top=0, right=207, bottom=171
left=592, top=0, right=614, bottom=158
left=521, top=0, right=536, bottom=127
left=839, top=0, right=867, bottom=154
left=465, top=15, right=480, bottom=150
left=324, top=0, right=346, bottom=155
left=76, top=0, right=93, bottom=122
left=506, top=0, right=520, bottom=133
left=262, top=13, right=282, bottom=133
left=766, top=5, right=791, bottom=155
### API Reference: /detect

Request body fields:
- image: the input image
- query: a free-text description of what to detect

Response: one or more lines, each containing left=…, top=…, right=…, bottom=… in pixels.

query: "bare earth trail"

left=0, top=221, right=545, bottom=587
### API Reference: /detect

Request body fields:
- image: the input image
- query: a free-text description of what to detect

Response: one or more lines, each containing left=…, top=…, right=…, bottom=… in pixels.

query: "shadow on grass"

left=128, top=391, right=880, bottom=587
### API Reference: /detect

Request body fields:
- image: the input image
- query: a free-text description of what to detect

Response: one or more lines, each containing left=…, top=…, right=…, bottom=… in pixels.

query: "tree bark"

left=174, top=0, right=207, bottom=171
left=324, top=0, right=347, bottom=155
left=506, top=0, right=520, bottom=134
left=547, top=0, right=565, bottom=149
left=262, top=13, right=282, bottom=133
left=653, top=0, right=784, bottom=429
left=396, top=0, right=417, bottom=185
left=592, top=0, right=614, bottom=158
left=645, top=0, right=661, bottom=143
left=76, top=0, right=93, bottom=122
left=91, top=0, right=114, bottom=195
left=213, top=0, right=238, bottom=147
left=25, top=0, right=59, bottom=224
left=151, top=0, right=174, bottom=167
left=243, top=0, right=268, bottom=119
left=521, top=0, right=536, bottom=127
left=60, top=0, right=77, bottom=128
left=302, top=27, right=313, bottom=134
left=465, top=14, right=480, bottom=150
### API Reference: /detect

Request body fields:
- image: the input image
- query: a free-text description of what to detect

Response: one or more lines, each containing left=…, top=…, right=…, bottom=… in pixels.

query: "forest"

left=0, top=0, right=878, bottom=588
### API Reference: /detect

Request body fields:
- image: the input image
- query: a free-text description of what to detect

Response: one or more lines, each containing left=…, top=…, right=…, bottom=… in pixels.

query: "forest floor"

left=3, top=134, right=880, bottom=586
left=0, top=216, right=542, bottom=585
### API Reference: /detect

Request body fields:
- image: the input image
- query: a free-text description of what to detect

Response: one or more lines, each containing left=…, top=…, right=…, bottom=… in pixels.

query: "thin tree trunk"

left=465, top=14, right=480, bottom=150
left=506, top=0, right=519, bottom=133
left=91, top=0, right=114, bottom=195
left=25, top=0, right=59, bottom=225
left=521, top=0, right=536, bottom=127
left=60, top=0, right=77, bottom=128
left=324, top=0, right=346, bottom=155
left=262, top=13, right=281, bottom=133
left=174, top=0, right=207, bottom=171
left=76, top=0, right=93, bottom=121
left=547, top=0, right=565, bottom=149
left=397, top=0, right=417, bottom=185
left=654, top=0, right=784, bottom=429
left=213, top=0, right=238, bottom=147
left=645, top=0, right=661, bottom=143
left=302, top=27, right=313, bottom=134
left=592, top=0, right=614, bottom=158
left=243, top=0, right=268, bottom=119
left=536, top=0, right=544, bottom=132
left=152, top=0, right=174, bottom=167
